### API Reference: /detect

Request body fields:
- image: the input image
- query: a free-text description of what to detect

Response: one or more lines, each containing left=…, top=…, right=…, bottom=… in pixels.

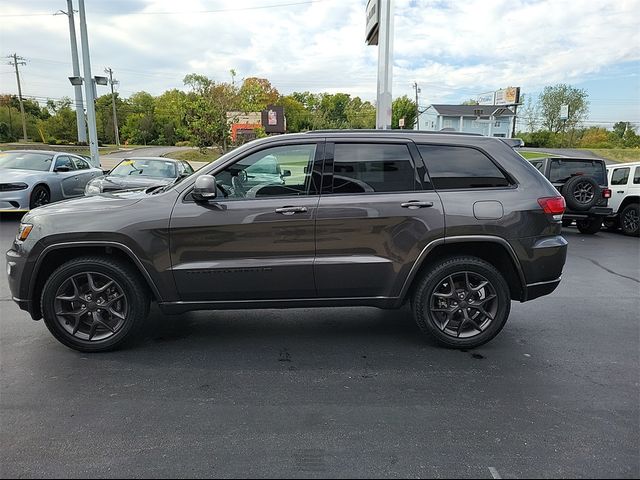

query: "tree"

left=121, top=92, right=157, bottom=145
left=38, top=105, right=77, bottom=143
left=538, top=84, right=589, bottom=134
left=613, top=121, right=629, bottom=138
left=238, top=77, right=279, bottom=112
left=345, top=97, right=375, bottom=129
left=155, top=89, right=189, bottom=145
left=392, top=95, right=417, bottom=129
left=461, top=99, right=479, bottom=105
left=320, top=93, right=351, bottom=128
left=183, top=74, right=239, bottom=152
left=277, top=95, right=310, bottom=132
left=519, top=93, right=539, bottom=133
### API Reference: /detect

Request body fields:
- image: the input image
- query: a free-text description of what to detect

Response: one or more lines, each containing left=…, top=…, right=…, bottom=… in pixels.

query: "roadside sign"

left=365, top=0, right=379, bottom=45
left=560, top=104, right=569, bottom=120
left=399, top=117, right=405, bottom=128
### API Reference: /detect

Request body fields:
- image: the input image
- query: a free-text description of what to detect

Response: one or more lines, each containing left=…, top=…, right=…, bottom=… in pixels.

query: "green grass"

left=164, top=149, right=221, bottom=163
left=579, top=148, right=640, bottom=163
left=518, top=151, right=547, bottom=160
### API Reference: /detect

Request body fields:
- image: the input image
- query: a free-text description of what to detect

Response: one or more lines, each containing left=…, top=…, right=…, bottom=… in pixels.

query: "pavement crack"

left=575, top=255, right=640, bottom=284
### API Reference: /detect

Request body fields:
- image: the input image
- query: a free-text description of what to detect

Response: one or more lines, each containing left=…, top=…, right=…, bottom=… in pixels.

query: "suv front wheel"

left=412, top=256, right=511, bottom=349
left=41, top=256, right=150, bottom=352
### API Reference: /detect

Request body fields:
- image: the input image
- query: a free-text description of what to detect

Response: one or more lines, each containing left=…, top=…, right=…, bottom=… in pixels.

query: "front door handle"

left=401, top=201, right=434, bottom=209
left=275, top=206, right=308, bottom=215
left=617, top=190, right=624, bottom=193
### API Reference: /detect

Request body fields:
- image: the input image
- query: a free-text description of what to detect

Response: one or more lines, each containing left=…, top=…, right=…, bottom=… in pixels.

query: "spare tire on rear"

left=562, top=175, right=600, bottom=211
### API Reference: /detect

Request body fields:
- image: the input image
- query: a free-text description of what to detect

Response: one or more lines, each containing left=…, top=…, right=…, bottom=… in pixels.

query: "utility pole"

left=77, top=0, right=100, bottom=166
left=105, top=67, right=120, bottom=146
left=7, top=54, right=28, bottom=142
left=413, top=81, right=421, bottom=129
left=60, top=1, right=87, bottom=143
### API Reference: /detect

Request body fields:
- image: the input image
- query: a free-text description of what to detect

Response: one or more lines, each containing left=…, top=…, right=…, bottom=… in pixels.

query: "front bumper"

left=0, top=189, right=31, bottom=212
left=6, top=245, right=39, bottom=320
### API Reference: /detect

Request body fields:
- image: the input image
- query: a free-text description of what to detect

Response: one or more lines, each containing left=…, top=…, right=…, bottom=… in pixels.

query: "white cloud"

left=0, top=0, right=638, bottom=120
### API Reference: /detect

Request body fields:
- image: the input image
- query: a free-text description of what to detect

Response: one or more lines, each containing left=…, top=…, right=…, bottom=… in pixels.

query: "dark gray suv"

left=6, top=131, right=568, bottom=352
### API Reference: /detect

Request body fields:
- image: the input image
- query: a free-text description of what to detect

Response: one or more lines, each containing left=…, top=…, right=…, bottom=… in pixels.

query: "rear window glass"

left=0, top=152, right=53, bottom=171
left=549, top=159, right=606, bottom=184
left=634, top=167, right=640, bottom=185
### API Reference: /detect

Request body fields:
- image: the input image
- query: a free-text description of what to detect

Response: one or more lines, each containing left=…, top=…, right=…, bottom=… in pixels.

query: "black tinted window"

left=417, top=145, right=510, bottom=190
left=332, top=143, right=417, bottom=193
left=55, top=156, right=76, bottom=171
left=611, top=167, right=630, bottom=185
left=549, top=159, right=606, bottom=184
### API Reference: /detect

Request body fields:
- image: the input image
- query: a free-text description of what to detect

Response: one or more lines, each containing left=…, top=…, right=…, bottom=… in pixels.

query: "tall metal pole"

left=8, top=54, right=28, bottom=141
left=413, top=81, right=420, bottom=130
left=105, top=67, right=120, bottom=147
left=77, top=0, right=99, bottom=166
left=375, top=0, right=394, bottom=129
left=65, top=0, right=87, bottom=143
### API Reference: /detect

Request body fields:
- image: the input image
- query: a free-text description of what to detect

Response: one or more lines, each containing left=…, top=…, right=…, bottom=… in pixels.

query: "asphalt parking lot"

left=1, top=213, right=638, bottom=479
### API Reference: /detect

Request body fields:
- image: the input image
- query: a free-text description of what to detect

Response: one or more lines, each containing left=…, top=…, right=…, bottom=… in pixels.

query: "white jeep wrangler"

left=605, top=162, right=640, bottom=236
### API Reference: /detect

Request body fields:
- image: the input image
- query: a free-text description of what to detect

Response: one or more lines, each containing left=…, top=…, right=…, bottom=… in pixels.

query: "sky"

left=0, top=0, right=639, bottom=128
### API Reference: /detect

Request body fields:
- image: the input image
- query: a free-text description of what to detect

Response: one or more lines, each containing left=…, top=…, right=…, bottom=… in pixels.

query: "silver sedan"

left=0, top=150, right=103, bottom=212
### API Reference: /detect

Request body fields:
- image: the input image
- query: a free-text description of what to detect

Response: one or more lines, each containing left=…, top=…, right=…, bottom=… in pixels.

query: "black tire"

left=29, top=185, right=50, bottom=209
left=603, top=218, right=619, bottom=232
left=41, top=256, right=150, bottom=352
left=576, top=217, right=602, bottom=234
left=412, top=256, right=511, bottom=349
left=562, top=176, right=600, bottom=212
left=620, top=203, right=640, bottom=236
left=562, top=219, right=573, bottom=227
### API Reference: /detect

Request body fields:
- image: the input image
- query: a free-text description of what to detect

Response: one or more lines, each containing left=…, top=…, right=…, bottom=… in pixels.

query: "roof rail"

left=303, top=129, right=483, bottom=136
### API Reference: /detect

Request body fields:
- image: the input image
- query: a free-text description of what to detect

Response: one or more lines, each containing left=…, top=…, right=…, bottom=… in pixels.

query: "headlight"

left=85, top=183, right=102, bottom=195
left=16, top=223, right=33, bottom=242
left=0, top=183, right=29, bottom=192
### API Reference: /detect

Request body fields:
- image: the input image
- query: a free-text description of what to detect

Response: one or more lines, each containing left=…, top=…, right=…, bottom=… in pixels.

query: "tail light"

left=538, top=196, right=566, bottom=215
left=602, top=188, right=611, bottom=199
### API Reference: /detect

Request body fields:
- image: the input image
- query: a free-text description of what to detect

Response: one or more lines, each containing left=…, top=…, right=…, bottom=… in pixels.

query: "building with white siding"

left=419, top=104, right=516, bottom=138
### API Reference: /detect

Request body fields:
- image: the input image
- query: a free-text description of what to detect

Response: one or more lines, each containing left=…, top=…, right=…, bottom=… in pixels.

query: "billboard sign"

left=261, top=105, right=286, bottom=134
left=560, top=104, right=569, bottom=120
left=477, top=91, right=495, bottom=105
left=495, top=87, right=521, bottom=105
left=365, top=0, right=379, bottom=45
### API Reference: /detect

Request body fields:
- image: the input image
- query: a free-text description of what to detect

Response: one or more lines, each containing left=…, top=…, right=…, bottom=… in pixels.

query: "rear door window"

left=634, top=167, right=640, bottom=185
left=549, top=159, right=606, bottom=184
left=417, top=144, right=510, bottom=190
left=331, top=143, right=418, bottom=193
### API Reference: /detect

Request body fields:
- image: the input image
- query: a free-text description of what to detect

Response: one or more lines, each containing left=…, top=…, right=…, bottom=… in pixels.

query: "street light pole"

left=105, top=67, right=120, bottom=147
left=413, top=81, right=421, bottom=130
left=375, top=0, right=394, bottom=129
left=7, top=53, right=28, bottom=141
left=64, top=0, right=87, bottom=143
left=77, top=0, right=100, bottom=166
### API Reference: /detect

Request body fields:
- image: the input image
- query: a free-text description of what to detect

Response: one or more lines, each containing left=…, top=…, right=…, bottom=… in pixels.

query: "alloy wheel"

left=573, top=181, right=594, bottom=204
left=53, top=272, right=128, bottom=342
left=623, top=208, right=639, bottom=233
left=429, top=271, right=498, bottom=339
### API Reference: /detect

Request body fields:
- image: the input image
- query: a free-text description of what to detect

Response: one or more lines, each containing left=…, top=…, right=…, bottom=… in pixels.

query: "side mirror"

left=54, top=166, right=71, bottom=172
left=282, top=169, right=292, bottom=178
left=192, top=174, right=217, bottom=202
left=102, top=169, right=110, bottom=175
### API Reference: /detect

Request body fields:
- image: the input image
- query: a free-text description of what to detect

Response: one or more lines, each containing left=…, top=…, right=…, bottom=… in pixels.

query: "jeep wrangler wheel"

left=562, top=175, right=600, bottom=212
left=41, top=256, right=150, bottom=352
left=412, top=256, right=511, bottom=349
left=603, top=218, right=618, bottom=232
left=576, top=217, right=602, bottom=234
left=621, top=203, right=640, bottom=236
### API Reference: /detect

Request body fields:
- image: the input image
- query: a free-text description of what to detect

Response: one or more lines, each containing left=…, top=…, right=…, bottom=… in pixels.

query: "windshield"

left=549, top=159, right=606, bottom=184
left=0, top=152, right=53, bottom=171
left=110, top=159, right=177, bottom=178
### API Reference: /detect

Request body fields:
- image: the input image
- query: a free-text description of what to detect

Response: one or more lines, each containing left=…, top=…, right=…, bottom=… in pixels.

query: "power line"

left=0, top=0, right=331, bottom=18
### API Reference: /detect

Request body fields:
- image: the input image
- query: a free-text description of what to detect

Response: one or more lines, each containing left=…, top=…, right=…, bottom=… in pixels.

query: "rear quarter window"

left=417, top=144, right=510, bottom=190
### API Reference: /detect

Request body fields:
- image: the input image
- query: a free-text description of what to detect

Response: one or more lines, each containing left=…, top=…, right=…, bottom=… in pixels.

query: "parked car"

left=85, top=157, right=194, bottom=195
left=7, top=131, right=568, bottom=352
left=604, top=162, right=640, bottom=236
left=529, top=157, right=612, bottom=234
left=0, top=150, right=103, bottom=212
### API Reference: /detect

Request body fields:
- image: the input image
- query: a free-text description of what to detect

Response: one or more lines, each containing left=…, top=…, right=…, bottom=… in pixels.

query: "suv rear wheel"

left=620, top=203, right=640, bottom=236
left=576, top=217, right=602, bottom=234
left=412, top=256, right=511, bottom=349
left=41, top=256, right=150, bottom=352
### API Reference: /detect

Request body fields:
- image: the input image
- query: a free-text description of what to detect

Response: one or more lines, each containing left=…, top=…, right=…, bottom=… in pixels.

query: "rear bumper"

left=523, top=277, right=562, bottom=301
left=564, top=206, right=613, bottom=219
left=513, top=235, right=567, bottom=302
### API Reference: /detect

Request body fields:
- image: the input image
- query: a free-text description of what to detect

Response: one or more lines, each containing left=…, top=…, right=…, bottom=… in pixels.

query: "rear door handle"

left=617, top=190, right=624, bottom=193
left=275, top=206, right=308, bottom=215
left=401, top=201, right=434, bottom=209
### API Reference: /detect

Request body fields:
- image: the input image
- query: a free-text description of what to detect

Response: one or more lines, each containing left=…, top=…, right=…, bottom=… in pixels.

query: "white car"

left=605, top=161, right=640, bottom=236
